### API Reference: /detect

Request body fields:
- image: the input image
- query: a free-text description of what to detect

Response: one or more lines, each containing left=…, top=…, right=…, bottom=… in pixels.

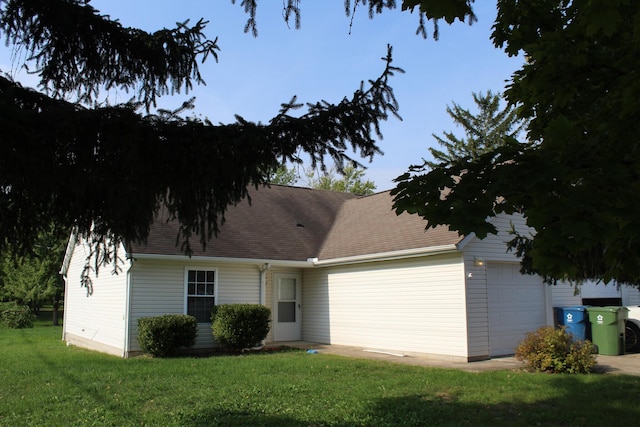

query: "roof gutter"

left=59, top=228, right=78, bottom=277
left=311, top=244, right=459, bottom=267
left=129, top=245, right=460, bottom=269
left=129, top=252, right=315, bottom=268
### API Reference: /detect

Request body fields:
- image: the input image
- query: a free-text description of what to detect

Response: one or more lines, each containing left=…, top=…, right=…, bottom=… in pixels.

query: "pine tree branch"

left=0, top=46, right=402, bottom=258
left=0, top=0, right=219, bottom=109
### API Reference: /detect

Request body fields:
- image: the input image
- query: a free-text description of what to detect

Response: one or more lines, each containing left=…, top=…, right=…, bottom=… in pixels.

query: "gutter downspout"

left=259, top=263, right=271, bottom=305
left=122, top=257, right=134, bottom=358
left=61, top=274, right=69, bottom=341
left=258, top=263, right=271, bottom=346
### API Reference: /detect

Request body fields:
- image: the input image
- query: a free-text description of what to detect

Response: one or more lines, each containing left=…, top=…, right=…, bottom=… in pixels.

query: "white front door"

left=273, top=273, right=301, bottom=341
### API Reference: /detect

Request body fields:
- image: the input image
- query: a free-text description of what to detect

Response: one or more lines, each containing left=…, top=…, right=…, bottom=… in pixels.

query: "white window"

left=185, top=269, right=216, bottom=323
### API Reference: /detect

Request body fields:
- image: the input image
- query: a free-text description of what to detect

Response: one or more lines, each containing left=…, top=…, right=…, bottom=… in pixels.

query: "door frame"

left=272, top=272, right=302, bottom=341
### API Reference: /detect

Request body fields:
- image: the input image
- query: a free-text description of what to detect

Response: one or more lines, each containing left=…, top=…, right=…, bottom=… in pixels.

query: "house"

left=60, top=185, right=640, bottom=360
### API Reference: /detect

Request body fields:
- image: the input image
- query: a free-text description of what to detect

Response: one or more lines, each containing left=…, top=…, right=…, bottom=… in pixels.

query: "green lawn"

left=1, top=323, right=639, bottom=426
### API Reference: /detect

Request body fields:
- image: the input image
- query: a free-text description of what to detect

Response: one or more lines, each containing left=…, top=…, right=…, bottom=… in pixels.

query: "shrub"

left=212, top=304, right=271, bottom=351
left=137, top=314, right=197, bottom=357
left=515, top=326, right=596, bottom=374
left=0, top=302, right=35, bottom=329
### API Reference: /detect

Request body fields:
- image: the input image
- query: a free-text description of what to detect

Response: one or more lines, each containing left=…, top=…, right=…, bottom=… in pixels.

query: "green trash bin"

left=587, top=306, right=629, bottom=355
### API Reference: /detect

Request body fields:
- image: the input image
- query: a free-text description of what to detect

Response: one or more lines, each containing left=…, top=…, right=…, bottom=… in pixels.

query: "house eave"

left=129, top=244, right=462, bottom=269
left=313, top=244, right=460, bottom=267
left=128, top=252, right=315, bottom=268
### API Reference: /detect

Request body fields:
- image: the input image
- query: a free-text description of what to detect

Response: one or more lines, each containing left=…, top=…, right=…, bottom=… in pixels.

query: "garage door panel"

left=488, top=263, right=547, bottom=356
left=320, top=258, right=469, bottom=357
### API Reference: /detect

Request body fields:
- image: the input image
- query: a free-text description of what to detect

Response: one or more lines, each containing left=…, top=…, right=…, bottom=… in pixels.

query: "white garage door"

left=487, top=263, right=548, bottom=356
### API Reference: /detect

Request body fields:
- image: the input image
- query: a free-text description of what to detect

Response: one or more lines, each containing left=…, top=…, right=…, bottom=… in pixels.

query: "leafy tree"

left=267, top=165, right=300, bottom=186
left=393, top=1, right=640, bottom=286
left=0, top=226, right=67, bottom=325
left=305, top=165, right=377, bottom=195
left=267, top=163, right=376, bottom=195
left=427, top=90, right=526, bottom=166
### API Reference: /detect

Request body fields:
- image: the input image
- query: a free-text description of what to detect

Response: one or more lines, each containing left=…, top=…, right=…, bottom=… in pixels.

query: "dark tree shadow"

left=180, top=375, right=640, bottom=426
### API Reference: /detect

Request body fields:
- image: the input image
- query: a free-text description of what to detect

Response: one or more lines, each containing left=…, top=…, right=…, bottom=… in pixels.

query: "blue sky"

left=1, top=1, right=523, bottom=191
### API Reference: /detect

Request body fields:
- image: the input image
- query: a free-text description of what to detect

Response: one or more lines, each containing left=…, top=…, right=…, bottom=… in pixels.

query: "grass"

left=1, top=319, right=639, bottom=426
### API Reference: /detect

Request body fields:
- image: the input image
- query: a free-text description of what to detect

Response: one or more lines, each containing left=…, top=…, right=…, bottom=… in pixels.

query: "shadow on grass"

left=17, top=328, right=140, bottom=423
left=11, top=328, right=640, bottom=426
left=176, top=345, right=305, bottom=359
left=177, top=375, right=640, bottom=427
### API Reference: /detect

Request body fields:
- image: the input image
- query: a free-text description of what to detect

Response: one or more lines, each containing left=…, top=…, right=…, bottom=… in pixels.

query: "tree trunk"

left=52, top=303, right=59, bottom=326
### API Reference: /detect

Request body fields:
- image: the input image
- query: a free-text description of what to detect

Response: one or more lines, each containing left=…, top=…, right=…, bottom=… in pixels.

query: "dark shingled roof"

left=129, top=185, right=357, bottom=261
left=130, top=185, right=463, bottom=262
left=317, top=191, right=463, bottom=260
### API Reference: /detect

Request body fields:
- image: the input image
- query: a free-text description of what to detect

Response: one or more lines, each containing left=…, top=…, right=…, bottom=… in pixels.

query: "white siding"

left=462, top=214, right=554, bottom=359
left=63, top=239, right=128, bottom=357
left=302, top=267, right=331, bottom=344
left=461, top=214, right=528, bottom=262
left=486, top=262, right=549, bottom=356
left=303, top=253, right=469, bottom=360
left=550, top=282, right=582, bottom=307
left=622, top=286, right=640, bottom=306
left=552, top=281, right=640, bottom=307
left=462, top=214, right=528, bottom=358
left=128, top=259, right=262, bottom=352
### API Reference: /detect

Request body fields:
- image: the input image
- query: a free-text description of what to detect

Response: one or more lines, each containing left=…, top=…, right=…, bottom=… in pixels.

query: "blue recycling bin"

left=554, top=306, right=590, bottom=341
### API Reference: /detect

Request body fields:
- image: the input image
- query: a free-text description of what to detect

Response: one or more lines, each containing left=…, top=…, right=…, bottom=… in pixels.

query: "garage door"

left=487, top=263, right=547, bottom=356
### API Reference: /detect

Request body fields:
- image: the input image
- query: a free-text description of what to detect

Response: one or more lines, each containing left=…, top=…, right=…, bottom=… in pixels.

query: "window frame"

left=184, top=267, right=218, bottom=323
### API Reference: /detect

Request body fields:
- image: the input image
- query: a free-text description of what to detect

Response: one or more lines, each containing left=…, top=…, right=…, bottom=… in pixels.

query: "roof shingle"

left=129, top=185, right=463, bottom=262
left=317, top=191, right=463, bottom=260
left=130, top=185, right=356, bottom=261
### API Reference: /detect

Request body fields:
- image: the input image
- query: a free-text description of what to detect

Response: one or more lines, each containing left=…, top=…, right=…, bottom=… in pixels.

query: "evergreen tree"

left=5, top=0, right=640, bottom=286
left=427, top=90, right=526, bottom=166
left=0, top=0, right=403, bottom=261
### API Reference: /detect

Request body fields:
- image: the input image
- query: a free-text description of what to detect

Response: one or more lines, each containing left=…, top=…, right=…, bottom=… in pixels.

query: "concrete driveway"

left=593, top=353, right=640, bottom=375
left=283, top=342, right=640, bottom=375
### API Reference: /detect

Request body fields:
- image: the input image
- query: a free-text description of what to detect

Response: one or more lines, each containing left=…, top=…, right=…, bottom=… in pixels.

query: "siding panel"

left=623, top=286, right=640, bottom=306
left=462, top=214, right=548, bottom=359
left=129, top=259, right=262, bottom=352
left=303, top=254, right=468, bottom=359
left=63, top=239, right=128, bottom=356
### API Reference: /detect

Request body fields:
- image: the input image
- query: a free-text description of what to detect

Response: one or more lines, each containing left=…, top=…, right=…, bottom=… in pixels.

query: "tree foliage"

left=393, top=0, right=640, bottom=286
left=268, top=163, right=377, bottom=195
left=0, top=0, right=404, bottom=263
left=6, top=0, right=634, bottom=287
left=267, top=165, right=300, bottom=187
left=0, top=225, right=67, bottom=324
left=238, top=1, right=477, bottom=39
left=427, top=90, right=526, bottom=166
left=305, top=165, right=377, bottom=195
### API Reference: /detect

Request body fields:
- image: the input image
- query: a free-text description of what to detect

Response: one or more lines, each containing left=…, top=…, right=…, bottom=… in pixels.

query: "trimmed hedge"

left=212, top=304, right=271, bottom=351
left=0, top=302, right=34, bottom=329
left=515, top=326, right=596, bottom=374
left=137, top=314, right=197, bottom=357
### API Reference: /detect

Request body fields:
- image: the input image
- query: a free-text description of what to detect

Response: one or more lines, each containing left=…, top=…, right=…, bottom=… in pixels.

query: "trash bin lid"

left=564, top=306, right=587, bottom=311
left=587, top=306, right=628, bottom=312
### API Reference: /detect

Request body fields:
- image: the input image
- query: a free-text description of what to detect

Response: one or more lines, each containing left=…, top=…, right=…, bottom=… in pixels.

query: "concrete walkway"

left=280, top=342, right=640, bottom=375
